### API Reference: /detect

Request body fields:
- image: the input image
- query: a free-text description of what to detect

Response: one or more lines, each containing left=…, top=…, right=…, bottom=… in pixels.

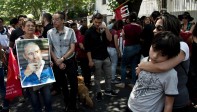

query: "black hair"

left=112, top=20, right=124, bottom=30
left=55, top=11, right=65, bottom=20
left=152, top=31, right=180, bottom=59
left=192, top=23, right=197, bottom=37
left=129, top=12, right=137, bottom=22
left=10, top=18, right=18, bottom=25
left=70, top=22, right=77, bottom=27
left=18, top=15, right=27, bottom=21
left=156, top=13, right=181, bottom=37
left=151, top=11, right=161, bottom=21
left=92, top=13, right=103, bottom=20
left=43, top=13, right=52, bottom=22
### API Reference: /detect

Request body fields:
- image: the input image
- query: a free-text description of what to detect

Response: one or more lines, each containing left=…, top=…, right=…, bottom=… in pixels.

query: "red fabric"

left=5, top=48, right=22, bottom=100
left=123, top=23, right=142, bottom=46
left=180, top=31, right=192, bottom=51
left=114, top=0, right=130, bottom=21
left=75, top=30, right=87, bottom=58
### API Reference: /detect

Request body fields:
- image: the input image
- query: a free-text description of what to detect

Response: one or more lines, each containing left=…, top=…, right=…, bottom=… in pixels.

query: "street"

left=8, top=76, right=132, bottom=112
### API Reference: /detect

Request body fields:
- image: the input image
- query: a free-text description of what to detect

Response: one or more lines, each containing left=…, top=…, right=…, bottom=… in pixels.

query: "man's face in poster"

left=23, top=43, right=42, bottom=71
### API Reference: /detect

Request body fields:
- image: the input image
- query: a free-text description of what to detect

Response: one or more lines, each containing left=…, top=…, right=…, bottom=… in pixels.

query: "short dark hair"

left=70, top=22, right=77, bottom=27
left=18, top=15, right=27, bottom=21
left=152, top=31, right=180, bottom=59
left=10, top=18, right=18, bottom=25
left=129, top=12, right=137, bottom=22
left=55, top=11, right=65, bottom=20
left=92, top=13, right=103, bottom=20
left=156, top=13, right=181, bottom=37
left=151, top=11, right=161, bottom=21
left=43, top=13, right=52, bottom=22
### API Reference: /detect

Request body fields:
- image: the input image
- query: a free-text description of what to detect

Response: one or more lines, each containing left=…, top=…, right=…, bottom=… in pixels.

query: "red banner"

left=114, top=0, right=131, bottom=21
left=5, top=48, right=22, bottom=100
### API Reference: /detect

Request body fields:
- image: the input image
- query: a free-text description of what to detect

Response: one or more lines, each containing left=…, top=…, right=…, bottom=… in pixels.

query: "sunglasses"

left=155, top=25, right=163, bottom=31
left=182, top=16, right=188, bottom=19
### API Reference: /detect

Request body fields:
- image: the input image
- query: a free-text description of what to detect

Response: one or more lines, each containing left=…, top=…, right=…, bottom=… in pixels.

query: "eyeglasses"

left=155, top=25, right=163, bottom=31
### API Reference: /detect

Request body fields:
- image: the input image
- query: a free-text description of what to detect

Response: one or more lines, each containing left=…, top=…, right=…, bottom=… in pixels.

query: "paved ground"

left=8, top=76, right=133, bottom=112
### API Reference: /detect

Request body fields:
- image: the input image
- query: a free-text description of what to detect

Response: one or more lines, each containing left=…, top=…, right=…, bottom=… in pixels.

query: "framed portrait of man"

left=16, top=38, right=55, bottom=88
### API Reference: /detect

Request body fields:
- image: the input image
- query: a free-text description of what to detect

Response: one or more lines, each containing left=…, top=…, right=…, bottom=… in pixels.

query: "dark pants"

left=52, top=58, right=78, bottom=109
left=0, top=67, right=9, bottom=110
left=27, top=85, right=52, bottom=112
left=77, top=58, right=91, bottom=86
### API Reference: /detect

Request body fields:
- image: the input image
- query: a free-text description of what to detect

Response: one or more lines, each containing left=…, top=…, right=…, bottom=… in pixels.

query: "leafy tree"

left=0, top=0, right=95, bottom=23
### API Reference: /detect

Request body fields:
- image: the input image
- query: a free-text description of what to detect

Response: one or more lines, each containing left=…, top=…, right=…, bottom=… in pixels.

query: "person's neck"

left=56, top=25, right=64, bottom=32
left=183, top=21, right=188, bottom=25
left=23, top=34, right=35, bottom=39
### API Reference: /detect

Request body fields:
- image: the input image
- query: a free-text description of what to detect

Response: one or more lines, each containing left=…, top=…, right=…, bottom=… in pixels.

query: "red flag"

left=5, top=48, right=22, bottom=100
left=114, top=0, right=131, bottom=21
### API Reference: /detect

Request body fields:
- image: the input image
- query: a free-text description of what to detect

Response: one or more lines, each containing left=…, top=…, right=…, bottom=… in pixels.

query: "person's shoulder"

left=47, top=28, right=56, bottom=34
left=160, top=68, right=177, bottom=78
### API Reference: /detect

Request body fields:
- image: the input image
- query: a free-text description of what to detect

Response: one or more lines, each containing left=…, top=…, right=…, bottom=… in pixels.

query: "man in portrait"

left=20, top=42, right=54, bottom=87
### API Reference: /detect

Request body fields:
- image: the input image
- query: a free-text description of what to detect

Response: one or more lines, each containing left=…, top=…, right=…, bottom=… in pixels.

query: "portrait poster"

left=16, top=38, right=55, bottom=88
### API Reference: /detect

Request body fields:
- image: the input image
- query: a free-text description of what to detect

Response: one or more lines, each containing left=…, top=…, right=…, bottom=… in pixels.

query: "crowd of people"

left=0, top=10, right=197, bottom=112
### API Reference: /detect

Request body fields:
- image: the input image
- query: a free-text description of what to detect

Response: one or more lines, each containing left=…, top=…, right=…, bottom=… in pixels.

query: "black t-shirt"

left=10, top=27, right=24, bottom=43
left=84, top=26, right=109, bottom=60
left=42, top=23, right=53, bottom=38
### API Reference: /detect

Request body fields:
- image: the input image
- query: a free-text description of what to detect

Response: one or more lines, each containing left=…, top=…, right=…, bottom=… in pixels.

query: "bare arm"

left=104, top=27, right=112, bottom=41
left=164, top=96, right=175, bottom=112
left=62, top=43, right=75, bottom=60
left=87, top=52, right=94, bottom=67
left=50, top=45, right=59, bottom=65
left=138, top=50, right=185, bottom=73
left=114, top=34, right=121, bottom=57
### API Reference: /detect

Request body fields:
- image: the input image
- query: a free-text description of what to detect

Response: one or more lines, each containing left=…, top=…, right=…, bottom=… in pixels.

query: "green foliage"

left=0, top=0, right=95, bottom=23
left=107, top=0, right=136, bottom=12
left=107, top=0, right=119, bottom=12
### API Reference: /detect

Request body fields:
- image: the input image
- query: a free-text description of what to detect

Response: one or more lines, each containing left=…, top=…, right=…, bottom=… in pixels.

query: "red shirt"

left=123, top=23, right=142, bottom=46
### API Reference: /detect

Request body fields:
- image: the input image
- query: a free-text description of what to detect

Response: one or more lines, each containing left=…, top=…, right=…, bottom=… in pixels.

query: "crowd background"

left=0, top=9, right=197, bottom=112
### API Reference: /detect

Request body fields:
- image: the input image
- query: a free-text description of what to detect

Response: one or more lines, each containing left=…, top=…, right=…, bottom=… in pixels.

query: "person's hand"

left=59, top=63, right=66, bottom=70
left=136, top=66, right=142, bottom=76
left=89, top=61, right=94, bottom=68
left=55, top=58, right=64, bottom=66
left=117, top=51, right=121, bottom=58
left=24, top=63, right=38, bottom=77
left=50, top=61, right=53, bottom=67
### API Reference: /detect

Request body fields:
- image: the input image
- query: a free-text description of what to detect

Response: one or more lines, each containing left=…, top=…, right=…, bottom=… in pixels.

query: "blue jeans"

left=0, top=67, right=9, bottom=109
left=27, top=85, right=52, bottom=112
left=121, top=44, right=141, bottom=84
left=93, top=57, right=112, bottom=92
left=107, top=47, right=118, bottom=80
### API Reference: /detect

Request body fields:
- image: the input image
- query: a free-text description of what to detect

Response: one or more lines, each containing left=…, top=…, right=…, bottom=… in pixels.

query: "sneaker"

left=111, top=79, right=120, bottom=84
left=115, top=83, right=125, bottom=88
left=96, top=92, right=102, bottom=101
left=104, top=90, right=118, bottom=96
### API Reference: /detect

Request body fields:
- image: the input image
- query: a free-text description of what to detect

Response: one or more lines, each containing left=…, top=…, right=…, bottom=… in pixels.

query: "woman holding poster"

left=15, top=18, right=53, bottom=112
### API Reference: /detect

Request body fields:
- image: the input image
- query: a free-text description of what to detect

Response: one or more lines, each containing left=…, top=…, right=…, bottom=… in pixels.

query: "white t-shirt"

left=180, top=41, right=189, bottom=61
left=128, top=57, right=179, bottom=112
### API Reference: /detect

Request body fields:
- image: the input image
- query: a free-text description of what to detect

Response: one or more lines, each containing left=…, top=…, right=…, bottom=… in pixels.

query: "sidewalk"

left=8, top=77, right=132, bottom=112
